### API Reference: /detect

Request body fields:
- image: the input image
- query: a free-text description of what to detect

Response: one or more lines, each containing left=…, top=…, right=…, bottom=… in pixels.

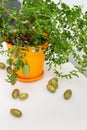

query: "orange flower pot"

left=6, top=42, right=48, bottom=82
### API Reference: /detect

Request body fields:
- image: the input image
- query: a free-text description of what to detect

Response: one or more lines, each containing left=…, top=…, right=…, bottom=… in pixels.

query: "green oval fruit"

left=10, top=108, right=22, bottom=117
left=22, top=64, right=30, bottom=76
left=48, top=78, right=58, bottom=89
left=0, top=62, right=6, bottom=69
left=12, top=89, right=20, bottom=99
left=46, top=84, right=56, bottom=93
left=19, top=93, right=28, bottom=100
left=6, top=66, right=13, bottom=74
left=63, top=89, right=72, bottom=100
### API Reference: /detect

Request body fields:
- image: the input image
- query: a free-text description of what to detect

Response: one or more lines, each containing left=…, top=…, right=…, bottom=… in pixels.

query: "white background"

left=1, top=1, right=87, bottom=130
left=54, top=0, right=87, bottom=12
left=1, top=52, right=87, bottom=130
left=18, top=0, right=87, bottom=12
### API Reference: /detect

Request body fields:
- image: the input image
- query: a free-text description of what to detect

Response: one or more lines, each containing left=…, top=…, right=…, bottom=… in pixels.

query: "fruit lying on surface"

left=48, top=78, right=58, bottom=89
left=46, top=77, right=58, bottom=93
left=0, top=62, right=6, bottom=69
left=10, top=108, right=22, bottom=118
left=12, top=89, right=20, bottom=99
left=63, top=89, right=72, bottom=100
left=47, top=84, right=56, bottom=93
left=19, top=93, right=28, bottom=100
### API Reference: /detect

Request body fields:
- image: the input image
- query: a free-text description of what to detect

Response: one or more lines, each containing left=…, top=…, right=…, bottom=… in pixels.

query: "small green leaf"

left=11, top=45, right=19, bottom=58
left=0, top=18, right=3, bottom=28
left=0, top=43, right=3, bottom=48
left=22, top=64, right=30, bottom=76
left=6, top=73, right=18, bottom=85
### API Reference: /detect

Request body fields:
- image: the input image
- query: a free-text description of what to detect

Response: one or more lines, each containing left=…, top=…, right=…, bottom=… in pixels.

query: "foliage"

left=0, top=0, right=87, bottom=84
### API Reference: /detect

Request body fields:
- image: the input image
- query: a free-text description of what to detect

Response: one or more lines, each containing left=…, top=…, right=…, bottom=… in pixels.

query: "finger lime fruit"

left=19, top=93, right=28, bottom=100
left=0, top=62, right=6, bottom=69
left=48, top=78, right=58, bottom=89
left=10, top=108, right=22, bottom=118
left=6, top=66, right=13, bottom=74
left=12, top=89, right=20, bottom=99
left=46, top=84, right=56, bottom=93
left=63, top=89, right=72, bottom=100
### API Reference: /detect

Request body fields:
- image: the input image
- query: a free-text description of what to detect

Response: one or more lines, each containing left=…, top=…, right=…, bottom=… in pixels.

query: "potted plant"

left=0, top=0, right=87, bottom=85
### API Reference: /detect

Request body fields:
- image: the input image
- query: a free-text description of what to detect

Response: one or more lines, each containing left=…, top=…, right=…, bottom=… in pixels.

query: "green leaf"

left=11, top=45, right=19, bottom=58
left=22, top=64, right=30, bottom=76
left=6, top=73, right=18, bottom=85
left=0, top=18, right=3, bottom=28
left=0, top=43, right=3, bottom=48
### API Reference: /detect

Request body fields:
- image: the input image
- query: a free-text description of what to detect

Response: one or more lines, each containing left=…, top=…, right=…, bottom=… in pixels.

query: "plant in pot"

left=0, top=0, right=87, bottom=85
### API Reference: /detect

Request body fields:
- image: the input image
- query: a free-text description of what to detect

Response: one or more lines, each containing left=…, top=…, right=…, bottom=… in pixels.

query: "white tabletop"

left=0, top=48, right=87, bottom=130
